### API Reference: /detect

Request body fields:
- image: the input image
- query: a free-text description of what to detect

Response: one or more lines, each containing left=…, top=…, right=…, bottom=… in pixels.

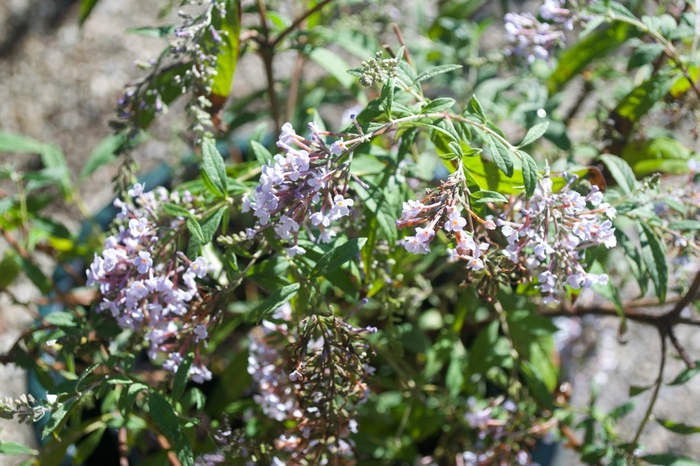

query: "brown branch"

left=392, top=23, right=414, bottom=67
left=541, top=300, right=700, bottom=328
left=662, top=268, right=700, bottom=320
left=627, top=328, right=666, bottom=459
left=285, top=52, right=306, bottom=123
left=270, top=0, right=334, bottom=48
left=118, top=427, right=129, bottom=466
left=667, top=325, right=696, bottom=369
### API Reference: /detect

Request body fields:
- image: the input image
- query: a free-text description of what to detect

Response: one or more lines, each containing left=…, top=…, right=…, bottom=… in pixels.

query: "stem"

left=286, top=52, right=306, bottom=123
left=271, top=0, right=334, bottom=48
left=626, top=328, right=666, bottom=459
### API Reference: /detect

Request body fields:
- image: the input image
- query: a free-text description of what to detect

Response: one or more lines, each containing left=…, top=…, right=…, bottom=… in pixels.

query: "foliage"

left=1, top=0, right=700, bottom=465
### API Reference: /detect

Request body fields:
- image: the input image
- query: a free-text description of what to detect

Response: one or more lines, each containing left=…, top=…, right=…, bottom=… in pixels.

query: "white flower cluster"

left=499, top=175, right=616, bottom=303
left=87, top=184, right=213, bottom=382
left=242, top=122, right=356, bottom=257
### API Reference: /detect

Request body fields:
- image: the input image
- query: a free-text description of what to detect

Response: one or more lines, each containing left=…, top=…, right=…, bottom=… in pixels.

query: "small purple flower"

left=134, top=251, right=153, bottom=274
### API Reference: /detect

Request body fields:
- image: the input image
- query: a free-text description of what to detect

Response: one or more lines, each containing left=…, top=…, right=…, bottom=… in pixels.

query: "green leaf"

left=149, top=392, right=193, bottom=466
left=548, top=23, right=634, bottom=93
left=621, top=137, right=696, bottom=177
left=630, top=384, right=652, bottom=396
left=207, top=0, right=241, bottom=100
left=199, top=206, right=227, bottom=244
left=251, top=283, right=300, bottom=322
left=0, top=441, right=38, bottom=455
left=187, top=217, right=206, bottom=243
left=249, top=140, right=273, bottom=166
left=421, top=98, right=456, bottom=114
left=519, top=122, right=549, bottom=147
left=44, top=312, right=77, bottom=328
left=79, top=134, right=126, bottom=181
left=162, top=203, right=194, bottom=218
left=119, top=383, right=149, bottom=413
left=609, top=401, right=635, bottom=419
left=73, top=426, right=106, bottom=464
left=311, top=238, right=367, bottom=278
left=520, top=151, right=538, bottom=197
left=642, top=454, right=700, bottom=465
left=172, top=353, right=194, bottom=401
left=308, top=47, right=354, bottom=89
left=42, top=401, right=75, bottom=439
left=17, top=257, right=51, bottom=294
left=470, top=190, right=508, bottom=204
left=0, top=132, right=45, bottom=154
left=485, top=134, right=514, bottom=177
left=201, top=137, right=228, bottom=197
left=468, top=95, right=486, bottom=121
left=657, top=419, right=700, bottom=435
left=599, top=154, right=637, bottom=194
left=668, top=362, right=700, bottom=386
left=613, top=70, right=680, bottom=123
left=381, top=78, right=395, bottom=118
left=0, top=253, right=20, bottom=292
left=79, top=0, right=100, bottom=25
left=638, top=222, right=668, bottom=303
left=414, top=64, right=462, bottom=84
left=668, top=220, right=700, bottom=231
left=628, top=43, right=666, bottom=69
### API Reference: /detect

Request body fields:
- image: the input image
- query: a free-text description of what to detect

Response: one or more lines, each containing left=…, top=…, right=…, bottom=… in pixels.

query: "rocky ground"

left=0, top=1, right=699, bottom=465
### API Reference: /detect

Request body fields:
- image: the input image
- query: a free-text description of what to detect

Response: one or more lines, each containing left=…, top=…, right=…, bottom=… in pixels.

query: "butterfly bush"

left=497, top=172, right=616, bottom=303
left=248, top=306, right=375, bottom=465
left=87, top=184, right=214, bottom=382
left=504, top=0, right=574, bottom=63
left=242, top=122, right=360, bottom=256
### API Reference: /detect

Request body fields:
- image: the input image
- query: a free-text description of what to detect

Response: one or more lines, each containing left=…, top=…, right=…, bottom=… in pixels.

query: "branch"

left=627, top=328, right=666, bottom=459
left=270, top=0, right=334, bottom=48
left=662, top=268, right=700, bottom=320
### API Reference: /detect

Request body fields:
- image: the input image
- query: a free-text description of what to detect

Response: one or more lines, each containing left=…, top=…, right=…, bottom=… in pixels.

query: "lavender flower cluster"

left=397, top=170, right=493, bottom=272
left=504, top=0, right=573, bottom=63
left=116, top=0, right=226, bottom=133
left=498, top=172, right=616, bottom=303
left=87, top=184, right=213, bottom=382
left=247, top=308, right=374, bottom=464
left=242, top=122, right=358, bottom=257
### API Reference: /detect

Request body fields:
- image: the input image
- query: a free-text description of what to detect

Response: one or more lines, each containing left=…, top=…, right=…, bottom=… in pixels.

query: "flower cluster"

left=504, top=0, right=573, bottom=63
left=115, top=0, right=227, bottom=134
left=243, top=122, right=359, bottom=257
left=87, top=184, right=214, bottom=382
left=498, top=173, right=616, bottom=303
left=397, top=170, right=493, bottom=271
left=248, top=308, right=374, bottom=465
left=0, top=394, right=50, bottom=424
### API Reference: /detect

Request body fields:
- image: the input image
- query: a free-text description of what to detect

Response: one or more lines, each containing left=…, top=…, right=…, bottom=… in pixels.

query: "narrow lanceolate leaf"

left=42, top=401, right=75, bottom=439
left=381, top=78, right=395, bottom=118
left=0, top=442, right=38, bottom=455
left=519, top=151, right=538, bottom=197
left=149, top=392, right=193, bottom=466
left=421, top=97, right=456, bottom=114
left=642, top=454, right=700, bottom=466
left=78, top=0, right=100, bottom=26
left=468, top=95, right=487, bottom=122
left=613, top=70, right=680, bottom=123
left=162, top=203, right=194, bottom=218
left=207, top=0, right=241, bottom=101
left=638, top=222, right=668, bottom=303
left=668, top=220, right=700, bottom=231
left=201, top=137, right=228, bottom=197
left=249, top=140, right=273, bottom=166
left=172, top=352, right=194, bottom=402
left=668, top=361, right=700, bottom=386
left=252, top=283, right=301, bottom=322
left=470, top=190, right=508, bottom=204
left=187, top=217, right=206, bottom=243
left=599, top=154, right=637, bottom=194
left=311, top=238, right=368, bottom=278
left=657, top=419, right=700, bottom=435
left=485, top=134, right=514, bottom=177
left=0, top=132, right=45, bottom=154
left=413, top=64, right=462, bottom=84
left=79, top=134, right=126, bottom=181
left=519, top=122, right=549, bottom=147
